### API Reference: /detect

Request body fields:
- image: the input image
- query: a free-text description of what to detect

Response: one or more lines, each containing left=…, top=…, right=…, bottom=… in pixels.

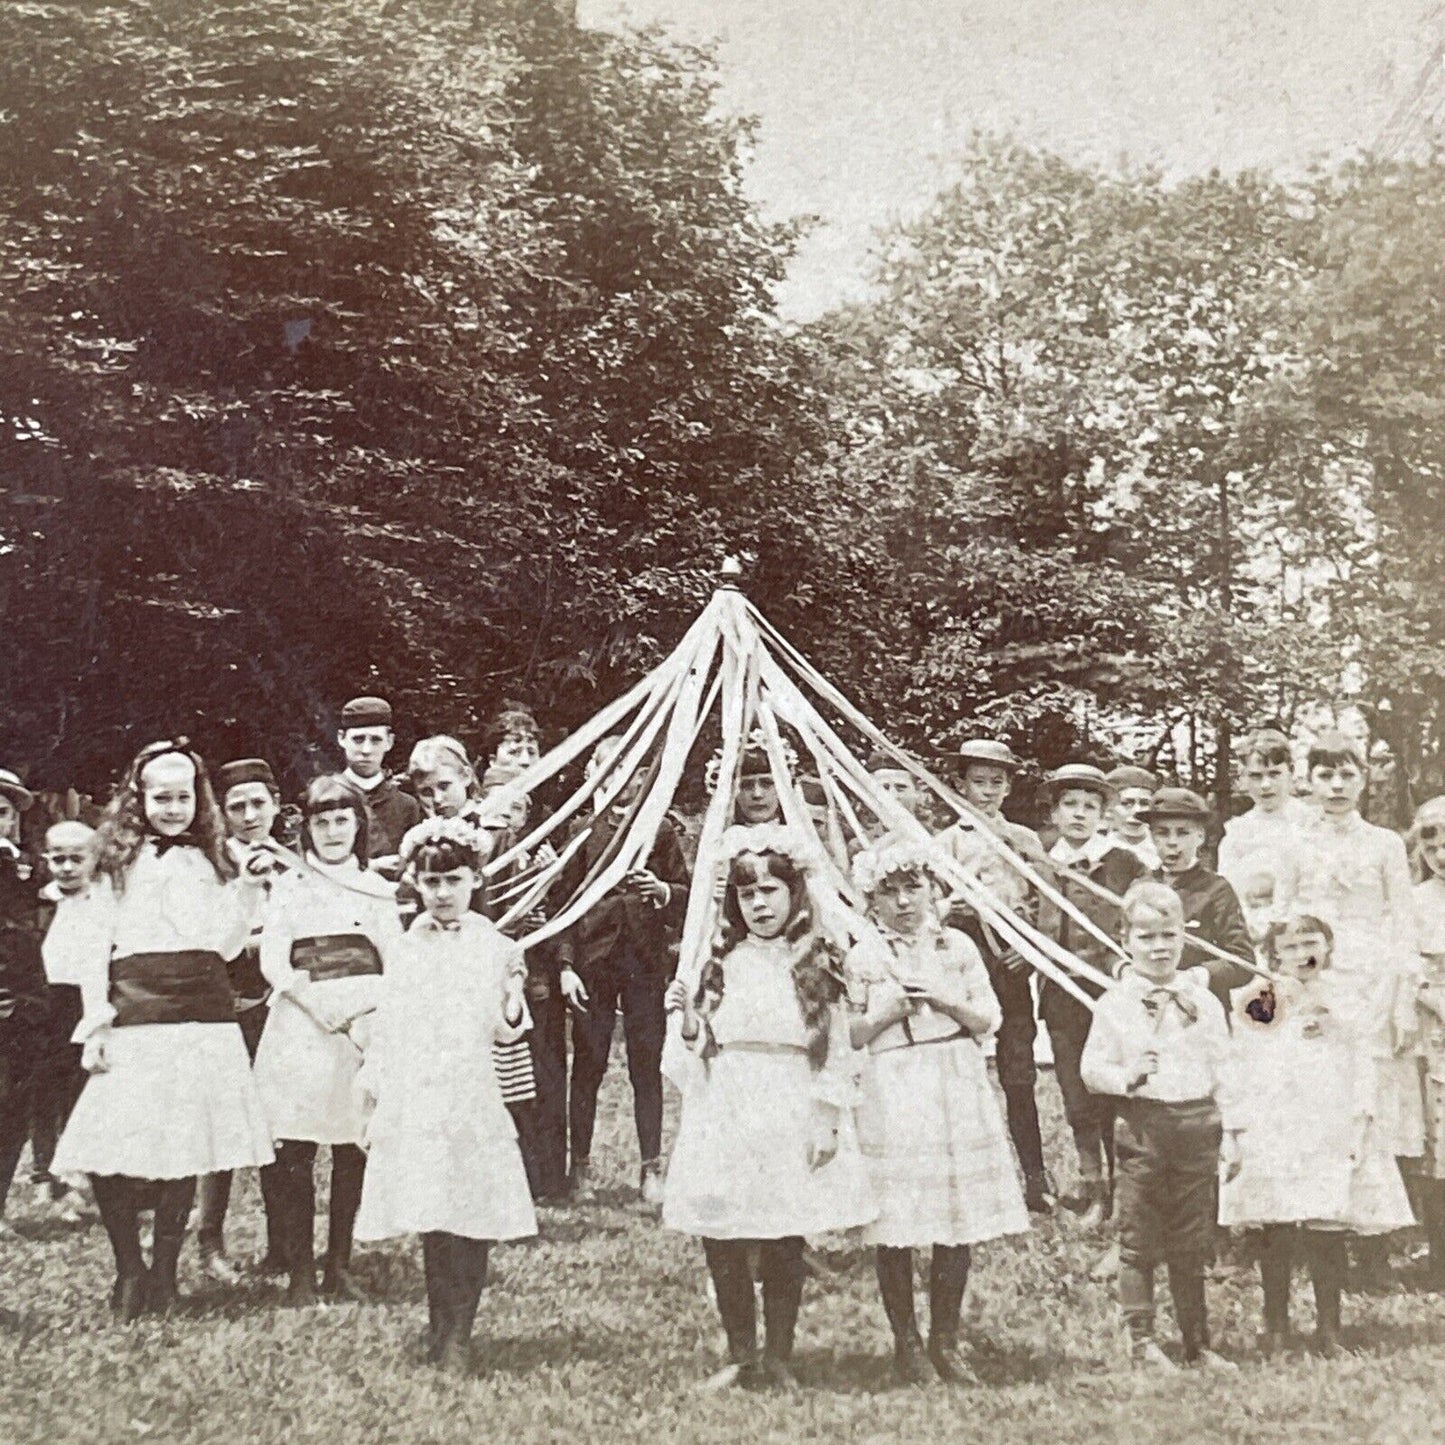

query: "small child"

left=52, top=741, right=275, bottom=1319
left=31, top=820, right=100, bottom=1225
left=1221, top=913, right=1413, bottom=1356
left=663, top=825, right=875, bottom=1390
left=848, top=840, right=1028, bottom=1384
left=353, top=817, right=536, bottom=1376
left=407, top=736, right=540, bottom=1169
left=1080, top=880, right=1233, bottom=1371
left=253, top=776, right=401, bottom=1304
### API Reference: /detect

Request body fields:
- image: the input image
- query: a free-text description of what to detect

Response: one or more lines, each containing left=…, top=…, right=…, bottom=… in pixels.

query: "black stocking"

left=758, top=1236, right=804, bottom=1363
left=702, top=1238, right=758, bottom=1364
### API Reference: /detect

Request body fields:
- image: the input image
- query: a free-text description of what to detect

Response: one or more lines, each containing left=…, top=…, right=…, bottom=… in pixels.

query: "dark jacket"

left=362, top=774, right=422, bottom=859
left=1040, top=844, right=1147, bottom=1024
left=1151, top=864, right=1255, bottom=1005
left=0, top=923, right=50, bottom=1055
left=554, top=813, right=689, bottom=978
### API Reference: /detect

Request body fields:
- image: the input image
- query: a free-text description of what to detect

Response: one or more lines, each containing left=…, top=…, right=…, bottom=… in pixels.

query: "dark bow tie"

left=151, top=833, right=202, bottom=856
left=1142, top=985, right=1198, bottom=1025
left=429, top=917, right=463, bottom=933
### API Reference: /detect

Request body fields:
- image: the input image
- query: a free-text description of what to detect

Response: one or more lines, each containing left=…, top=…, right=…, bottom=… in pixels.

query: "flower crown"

left=704, top=729, right=800, bottom=794
left=398, top=814, right=494, bottom=869
left=719, top=822, right=821, bottom=872
left=851, top=837, right=945, bottom=898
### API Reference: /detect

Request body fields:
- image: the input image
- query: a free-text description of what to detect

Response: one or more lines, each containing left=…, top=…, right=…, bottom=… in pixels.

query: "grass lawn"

left=2, top=1056, right=1443, bottom=1444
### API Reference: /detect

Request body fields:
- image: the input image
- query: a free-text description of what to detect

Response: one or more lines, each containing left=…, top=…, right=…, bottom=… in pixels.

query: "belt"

left=110, top=951, right=235, bottom=1028
left=872, top=1027, right=967, bottom=1055
left=715, top=1041, right=809, bottom=1057
left=290, top=933, right=383, bottom=983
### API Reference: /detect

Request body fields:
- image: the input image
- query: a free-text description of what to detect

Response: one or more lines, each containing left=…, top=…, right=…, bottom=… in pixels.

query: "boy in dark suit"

left=1142, top=789, right=1255, bottom=1006
left=1042, top=763, right=1147, bottom=1230
left=556, top=737, right=689, bottom=1205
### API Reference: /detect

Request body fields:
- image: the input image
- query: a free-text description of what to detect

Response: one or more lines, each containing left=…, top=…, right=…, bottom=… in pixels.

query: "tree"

left=0, top=0, right=863, bottom=790
left=809, top=139, right=1354, bottom=792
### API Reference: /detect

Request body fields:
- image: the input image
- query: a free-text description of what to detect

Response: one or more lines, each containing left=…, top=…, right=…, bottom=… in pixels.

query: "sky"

left=577, top=0, right=1442, bottom=316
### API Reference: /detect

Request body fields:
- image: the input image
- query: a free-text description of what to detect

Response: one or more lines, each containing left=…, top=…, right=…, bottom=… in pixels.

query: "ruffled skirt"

left=857, top=1037, right=1030, bottom=1247
left=53, top=1021, right=275, bottom=1179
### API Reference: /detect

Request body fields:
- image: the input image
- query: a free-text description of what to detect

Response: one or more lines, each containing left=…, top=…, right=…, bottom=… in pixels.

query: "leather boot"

left=876, top=1247, right=934, bottom=1385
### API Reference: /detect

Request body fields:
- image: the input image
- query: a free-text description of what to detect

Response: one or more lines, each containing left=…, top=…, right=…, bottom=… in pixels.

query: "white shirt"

left=1081, top=970, right=1229, bottom=1102
left=1049, top=833, right=1115, bottom=871
left=342, top=769, right=386, bottom=794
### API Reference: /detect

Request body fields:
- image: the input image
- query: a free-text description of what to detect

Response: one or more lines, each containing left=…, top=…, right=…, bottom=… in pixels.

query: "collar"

left=1120, top=969, right=1202, bottom=1023
left=1050, top=833, right=1112, bottom=869
left=416, top=912, right=467, bottom=935
left=343, top=769, right=387, bottom=794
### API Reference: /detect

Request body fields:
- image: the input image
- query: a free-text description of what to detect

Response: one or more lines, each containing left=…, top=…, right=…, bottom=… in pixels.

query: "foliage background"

left=2, top=0, right=1443, bottom=811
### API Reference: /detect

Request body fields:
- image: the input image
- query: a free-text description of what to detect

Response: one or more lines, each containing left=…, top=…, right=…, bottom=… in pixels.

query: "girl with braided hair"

left=662, top=825, right=874, bottom=1390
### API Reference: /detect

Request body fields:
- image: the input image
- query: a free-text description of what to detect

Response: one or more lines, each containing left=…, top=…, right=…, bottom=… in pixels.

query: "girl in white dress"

left=354, top=816, right=536, bottom=1376
left=663, top=824, right=875, bottom=1390
left=1273, top=731, right=1422, bottom=1287
left=848, top=840, right=1029, bottom=1385
left=1221, top=913, right=1413, bottom=1356
left=1409, top=796, right=1445, bottom=1277
left=53, top=741, right=275, bottom=1319
left=253, top=775, right=401, bottom=1304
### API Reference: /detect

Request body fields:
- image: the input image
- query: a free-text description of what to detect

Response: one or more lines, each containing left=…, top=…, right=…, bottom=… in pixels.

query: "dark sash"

left=228, top=940, right=269, bottom=1002
left=291, top=933, right=383, bottom=984
left=110, top=951, right=235, bottom=1028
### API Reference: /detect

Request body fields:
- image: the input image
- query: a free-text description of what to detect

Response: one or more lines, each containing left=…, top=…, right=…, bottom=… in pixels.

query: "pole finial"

left=718, top=555, right=744, bottom=589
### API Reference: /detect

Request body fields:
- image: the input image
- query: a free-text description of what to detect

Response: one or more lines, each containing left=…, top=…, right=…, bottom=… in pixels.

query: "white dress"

left=252, top=858, right=401, bottom=1145
left=1275, top=811, right=1424, bottom=1157
left=354, top=912, right=536, bottom=1243
left=1414, top=877, right=1445, bottom=1178
left=52, top=844, right=276, bottom=1180
left=1216, top=799, right=1308, bottom=907
left=661, top=935, right=877, bottom=1240
left=1219, top=983, right=1414, bottom=1234
left=848, top=925, right=1029, bottom=1248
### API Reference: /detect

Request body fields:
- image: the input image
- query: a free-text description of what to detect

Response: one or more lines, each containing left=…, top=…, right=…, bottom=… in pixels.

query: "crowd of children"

left=3, top=707, right=1445, bottom=1388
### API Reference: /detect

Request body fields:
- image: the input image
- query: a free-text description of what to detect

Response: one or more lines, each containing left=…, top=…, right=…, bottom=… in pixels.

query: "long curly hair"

left=97, top=740, right=235, bottom=891
left=694, top=848, right=844, bottom=1071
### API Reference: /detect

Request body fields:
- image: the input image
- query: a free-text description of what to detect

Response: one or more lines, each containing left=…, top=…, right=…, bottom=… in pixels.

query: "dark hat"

left=958, top=739, right=1022, bottom=772
left=1106, top=765, right=1157, bottom=793
left=1047, top=763, right=1113, bottom=799
left=0, top=769, right=34, bottom=811
left=866, top=747, right=913, bottom=774
left=1140, top=787, right=1212, bottom=824
left=340, top=696, right=393, bottom=730
left=215, top=759, right=278, bottom=797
